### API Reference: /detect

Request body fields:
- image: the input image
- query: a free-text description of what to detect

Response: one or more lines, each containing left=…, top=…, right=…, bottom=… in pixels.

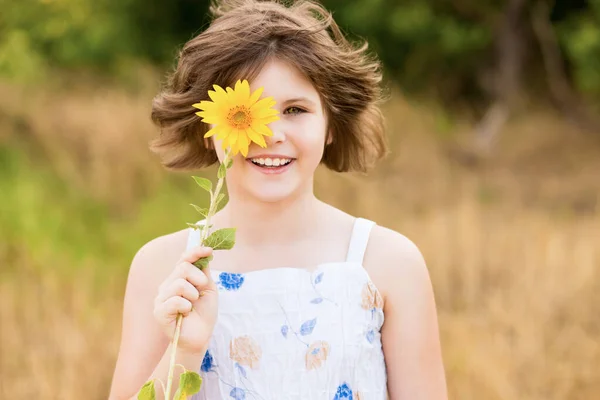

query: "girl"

left=109, top=1, right=447, bottom=399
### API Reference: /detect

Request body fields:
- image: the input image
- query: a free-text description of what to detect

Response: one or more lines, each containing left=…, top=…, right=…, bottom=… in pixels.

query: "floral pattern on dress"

left=230, top=387, right=246, bottom=400
left=334, top=382, right=353, bottom=400
left=218, top=272, right=245, bottom=291
left=305, top=340, right=330, bottom=370
left=361, top=280, right=383, bottom=310
left=188, top=219, right=387, bottom=399
left=229, top=335, right=262, bottom=369
left=201, top=350, right=214, bottom=372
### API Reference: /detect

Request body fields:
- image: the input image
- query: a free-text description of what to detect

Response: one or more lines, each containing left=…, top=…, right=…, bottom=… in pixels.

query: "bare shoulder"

left=363, top=223, right=431, bottom=301
left=109, top=227, right=191, bottom=399
left=129, top=228, right=190, bottom=283
left=363, top=224, right=448, bottom=398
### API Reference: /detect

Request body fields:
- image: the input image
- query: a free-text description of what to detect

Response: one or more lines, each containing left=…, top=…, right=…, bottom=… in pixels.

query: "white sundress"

left=186, top=218, right=388, bottom=400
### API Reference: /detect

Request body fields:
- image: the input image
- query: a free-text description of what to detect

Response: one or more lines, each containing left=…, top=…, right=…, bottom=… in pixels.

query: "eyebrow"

left=282, top=97, right=317, bottom=107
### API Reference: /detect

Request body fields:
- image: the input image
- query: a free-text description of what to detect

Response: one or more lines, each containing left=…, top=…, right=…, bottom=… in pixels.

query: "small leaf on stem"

left=173, top=372, right=203, bottom=400
left=193, top=176, right=213, bottom=193
left=190, top=204, right=209, bottom=217
left=215, top=193, right=226, bottom=211
left=226, top=158, right=233, bottom=169
left=217, top=163, right=227, bottom=179
left=204, top=228, right=236, bottom=250
left=187, top=223, right=202, bottom=231
left=137, top=380, right=156, bottom=400
left=193, top=255, right=213, bottom=269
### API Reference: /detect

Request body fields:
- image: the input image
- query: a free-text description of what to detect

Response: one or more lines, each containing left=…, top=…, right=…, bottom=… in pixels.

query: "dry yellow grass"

left=0, top=80, right=599, bottom=399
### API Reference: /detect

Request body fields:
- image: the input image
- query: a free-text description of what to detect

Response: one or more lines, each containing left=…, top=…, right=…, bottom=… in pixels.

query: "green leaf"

left=193, top=176, right=213, bottom=193
left=190, top=204, right=209, bottom=217
left=217, top=163, right=227, bottom=179
left=215, top=193, right=226, bottom=210
left=137, top=380, right=156, bottom=400
left=226, top=158, right=233, bottom=169
left=204, top=228, right=236, bottom=250
left=193, top=254, right=213, bottom=269
left=173, top=371, right=203, bottom=399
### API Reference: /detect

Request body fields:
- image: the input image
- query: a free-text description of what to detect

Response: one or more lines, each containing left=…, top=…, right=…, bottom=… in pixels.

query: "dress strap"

left=186, top=220, right=204, bottom=251
left=345, top=218, right=376, bottom=264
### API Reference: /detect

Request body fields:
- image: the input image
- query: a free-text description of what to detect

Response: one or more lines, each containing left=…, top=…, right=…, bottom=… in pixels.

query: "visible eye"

left=283, top=106, right=306, bottom=115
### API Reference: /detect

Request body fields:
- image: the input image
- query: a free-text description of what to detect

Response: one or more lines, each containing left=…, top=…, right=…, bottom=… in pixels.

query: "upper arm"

left=365, top=226, right=448, bottom=400
left=108, top=229, right=189, bottom=400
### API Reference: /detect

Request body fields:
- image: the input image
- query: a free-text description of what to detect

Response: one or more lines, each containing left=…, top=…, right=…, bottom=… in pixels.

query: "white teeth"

left=250, top=157, right=292, bottom=167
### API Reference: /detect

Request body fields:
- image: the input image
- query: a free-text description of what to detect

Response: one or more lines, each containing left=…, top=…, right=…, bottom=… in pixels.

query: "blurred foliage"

left=558, top=0, right=600, bottom=97
left=0, top=0, right=599, bottom=103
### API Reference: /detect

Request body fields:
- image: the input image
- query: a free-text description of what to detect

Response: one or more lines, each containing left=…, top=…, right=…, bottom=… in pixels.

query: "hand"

left=153, top=246, right=218, bottom=355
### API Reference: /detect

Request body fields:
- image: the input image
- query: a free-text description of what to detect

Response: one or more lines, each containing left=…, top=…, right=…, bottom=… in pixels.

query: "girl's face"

left=212, top=58, right=329, bottom=203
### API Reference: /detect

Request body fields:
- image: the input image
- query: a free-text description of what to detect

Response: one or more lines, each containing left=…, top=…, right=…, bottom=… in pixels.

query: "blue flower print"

left=234, top=362, right=247, bottom=378
left=366, top=330, right=375, bottom=344
left=300, top=318, right=317, bottom=335
left=281, top=324, right=289, bottom=338
left=218, top=272, right=245, bottom=291
left=230, top=387, right=246, bottom=400
left=201, top=350, right=214, bottom=372
left=314, top=272, right=324, bottom=284
left=334, top=382, right=353, bottom=400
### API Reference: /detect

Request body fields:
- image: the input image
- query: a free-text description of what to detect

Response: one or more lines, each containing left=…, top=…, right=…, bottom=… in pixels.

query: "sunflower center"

left=227, top=106, right=252, bottom=129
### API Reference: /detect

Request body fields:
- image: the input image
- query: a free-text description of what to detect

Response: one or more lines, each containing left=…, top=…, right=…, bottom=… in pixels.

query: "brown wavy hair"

left=150, top=0, right=388, bottom=172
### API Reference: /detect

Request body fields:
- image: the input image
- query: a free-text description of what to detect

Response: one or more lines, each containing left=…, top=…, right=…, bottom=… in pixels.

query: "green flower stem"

left=201, top=150, right=230, bottom=243
left=164, top=149, right=230, bottom=400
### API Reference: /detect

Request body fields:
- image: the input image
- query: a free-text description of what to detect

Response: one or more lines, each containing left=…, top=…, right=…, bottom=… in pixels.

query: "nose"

left=265, top=119, right=286, bottom=146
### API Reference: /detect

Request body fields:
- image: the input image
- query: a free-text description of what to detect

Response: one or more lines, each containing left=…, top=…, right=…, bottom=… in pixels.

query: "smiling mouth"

left=248, top=157, right=295, bottom=168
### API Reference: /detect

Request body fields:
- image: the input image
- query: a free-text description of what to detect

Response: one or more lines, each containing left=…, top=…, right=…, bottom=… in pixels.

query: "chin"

left=242, top=181, right=302, bottom=203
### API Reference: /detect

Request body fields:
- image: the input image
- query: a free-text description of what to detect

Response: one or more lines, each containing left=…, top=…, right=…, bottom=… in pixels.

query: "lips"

left=246, top=157, right=295, bottom=175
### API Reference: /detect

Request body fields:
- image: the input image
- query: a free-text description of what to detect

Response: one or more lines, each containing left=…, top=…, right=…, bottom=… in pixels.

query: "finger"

left=178, top=261, right=210, bottom=290
left=177, top=246, right=213, bottom=264
left=200, top=264, right=217, bottom=291
left=156, top=278, right=200, bottom=303
left=161, top=260, right=210, bottom=293
left=158, top=296, right=193, bottom=320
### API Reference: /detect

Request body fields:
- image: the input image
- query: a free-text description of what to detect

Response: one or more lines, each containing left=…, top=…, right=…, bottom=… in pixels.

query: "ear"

left=325, top=129, right=333, bottom=146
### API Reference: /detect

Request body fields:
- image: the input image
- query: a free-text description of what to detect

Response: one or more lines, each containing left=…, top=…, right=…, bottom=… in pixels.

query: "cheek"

left=211, top=138, right=225, bottom=162
left=296, top=120, right=327, bottom=158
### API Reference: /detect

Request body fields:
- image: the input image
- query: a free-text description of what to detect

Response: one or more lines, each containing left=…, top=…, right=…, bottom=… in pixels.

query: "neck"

left=213, top=185, right=326, bottom=247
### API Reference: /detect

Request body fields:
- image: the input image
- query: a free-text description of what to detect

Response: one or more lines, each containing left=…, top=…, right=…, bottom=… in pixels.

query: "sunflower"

left=192, top=79, right=280, bottom=157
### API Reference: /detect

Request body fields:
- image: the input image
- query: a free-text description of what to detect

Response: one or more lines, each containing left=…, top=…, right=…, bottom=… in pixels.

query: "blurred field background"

left=1, top=0, right=599, bottom=399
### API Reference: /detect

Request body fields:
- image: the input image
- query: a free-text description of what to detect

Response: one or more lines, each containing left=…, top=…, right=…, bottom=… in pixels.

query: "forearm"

left=128, top=344, right=206, bottom=400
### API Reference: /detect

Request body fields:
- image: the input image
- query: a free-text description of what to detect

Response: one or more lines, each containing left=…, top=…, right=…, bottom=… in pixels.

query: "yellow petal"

left=208, top=86, right=228, bottom=104
left=256, top=115, right=280, bottom=125
left=237, top=133, right=249, bottom=157
left=248, top=87, right=264, bottom=106
left=192, top=100, right=218, bottom=112
left=247, top=127, right=267, bottom=147
left=229, top=141, right=239, bottom=155
left=255, top=108, right=279, bottom=118
left=216, top=126, right=231, bottom=140
left=195, top=112, right=221, bottom=125
left=233, top=80, right=250, bottom=104
left=228, top=129, right=239, bottom=145
left=203, top=126, right=220, bottom=138
left=253, top=123, right=274, bottom=137
left=250, top=96, right=277, bottom=113
left=212, top=84, right=227, bottom=96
